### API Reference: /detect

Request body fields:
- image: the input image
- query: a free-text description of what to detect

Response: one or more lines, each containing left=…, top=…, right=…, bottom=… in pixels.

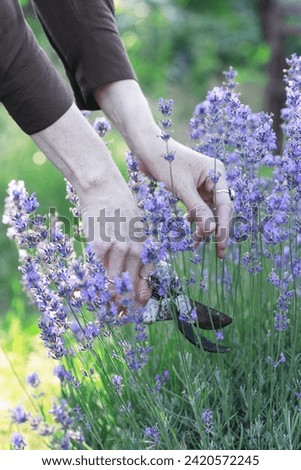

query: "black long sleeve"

left=31, top=0, right=136, bottom=110
left=0, top=0, right=74, bottom=134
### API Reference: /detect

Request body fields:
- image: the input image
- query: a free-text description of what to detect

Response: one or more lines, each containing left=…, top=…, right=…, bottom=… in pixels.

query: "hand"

left=79, top=172, right=152, bottom=305
left=139, top=147, right=233, bottom=258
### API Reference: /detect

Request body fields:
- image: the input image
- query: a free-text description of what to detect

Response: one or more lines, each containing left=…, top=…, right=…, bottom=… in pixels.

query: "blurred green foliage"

left=118, top=0, right=270, bottom=98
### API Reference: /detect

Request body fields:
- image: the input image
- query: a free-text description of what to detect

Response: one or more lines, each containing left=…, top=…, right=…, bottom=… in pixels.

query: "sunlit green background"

left=1, top=0, right=301, bottom=449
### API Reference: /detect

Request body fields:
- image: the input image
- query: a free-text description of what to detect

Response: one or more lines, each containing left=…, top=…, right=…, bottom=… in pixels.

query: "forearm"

left=95, top=80, right=162, bottom=162
left=31, top=103, right=120, bottom=200
left=94, top=79, right=205, bottom=187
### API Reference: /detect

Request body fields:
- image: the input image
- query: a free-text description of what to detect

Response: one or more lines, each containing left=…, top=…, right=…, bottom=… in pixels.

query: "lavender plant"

left=4, top=56, right=301, bottom=450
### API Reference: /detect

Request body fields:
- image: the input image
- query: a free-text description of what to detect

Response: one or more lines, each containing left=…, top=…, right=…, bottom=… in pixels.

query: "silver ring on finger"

left=139, top=271, right=155, bottom=286
left=215, top=188, right=235, bottom=201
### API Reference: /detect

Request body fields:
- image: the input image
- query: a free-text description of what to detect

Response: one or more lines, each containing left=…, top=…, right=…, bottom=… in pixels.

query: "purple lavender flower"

left=274, top=313, right=288, bottom=331
left=216, top=331, right=224, bottom=341
left=11, top=405, right=29, bottom=424
left=158, top=98, right=173, bottom=116
left=27, top=372, right=41, bottom=388
left=114, top=272, right=133, bottom=295
left=38, top=424, right=56, bottom=436
left=201, top=409, right=214, bottom=434
left=134, top=322, right=148, bottom=342
left=141, top=238, right=159, bottom=265
left=145, top=425, right=160, bottom=444
left=185, top=275, right=196, bottom=286
left=268, top=271, right=293, bottom=331
left=188, top=254, right=202, bottom=265
left=163, top=151, right=176, bottom=162
left=84, top=322, right=100, bottom=339
left=267, top=352, right=286, bottom=368
left=54, top=365, right=73, bottom=384
left=268, top=270, right=281, bottom=288
left=292, top=258, right=301, bottom=278
left=65, top=180, right=81, bottom=217
left=190, top=308, right=197, bottom=321
left=126, top=151, right=139, bottom=172
left=11, top=432, right=27, bottom=450
left=160, top=131, right=172, bottom=142
left=3, top=181, right=50, bottom=248
left=122, top=340, right=153, bottom=371
left=138, top=180, right=193, bottom=265
left=10, top=213, right=29, bottom=233
left=50, top=399, right=74, bottom=430
left=223, top=67, right=237, bottom=88
left=154, top=370, right=169, bottom=393
left=179, top=307, right=197, bottom=323
left=22, top=193, right=39, bottom=213
left=60, top=433, right=71, bottom=450
left=93, top=116, right=111, bottom=137
left=208, top=168, right=222, bottom=184
left=30, top=415, right=42, bottom=431
left=160, top=118, right=172, bottom=129
left=112, top=375, right=123, bottom=395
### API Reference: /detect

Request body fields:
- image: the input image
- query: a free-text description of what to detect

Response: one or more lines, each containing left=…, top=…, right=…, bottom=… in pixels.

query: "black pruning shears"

left=143, top=262, right=233, bottom=353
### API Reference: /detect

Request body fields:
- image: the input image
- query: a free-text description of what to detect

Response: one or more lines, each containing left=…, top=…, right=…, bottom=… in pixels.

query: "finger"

left=184, top=176, right=215, bottom=221
left=137, top=278, right=152, bottom=305
left=197, top=176, right=215, bottom=210
left=138, top=263, right=153, bottom=305
left=125, top=251, right=152, bottom=305
left=124, top=248, right=142, bottom=301
left=205, top=175, right=215, bottom=194
left=106, top=244, right=127, bottom=283
left=107, top=244, right=133, bottom=313
left=181, top=188, right=216, bottom=243
left=191, top=201, right=216, bottom=245
left=215, top=202, right=233, bottom=258
left=210, top=169, right=233, bottom=257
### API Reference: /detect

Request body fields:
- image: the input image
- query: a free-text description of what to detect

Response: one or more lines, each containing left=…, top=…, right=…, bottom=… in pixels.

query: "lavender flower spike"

left=11, top=432, right=27, bottom=450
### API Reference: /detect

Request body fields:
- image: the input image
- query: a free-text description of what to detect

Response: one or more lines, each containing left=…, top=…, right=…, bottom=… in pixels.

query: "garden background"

left=1, top=0, right=301, bottom=450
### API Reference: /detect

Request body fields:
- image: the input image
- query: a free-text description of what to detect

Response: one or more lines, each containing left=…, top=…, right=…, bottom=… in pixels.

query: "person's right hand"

left=139, top=148, right=233, bottom=259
